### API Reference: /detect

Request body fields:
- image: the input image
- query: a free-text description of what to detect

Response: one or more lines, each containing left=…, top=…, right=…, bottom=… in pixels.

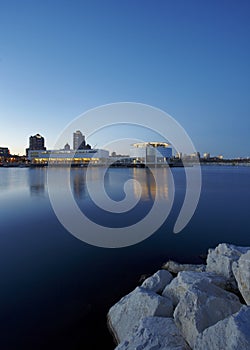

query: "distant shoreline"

left=1, top=161, right=250, bottom=168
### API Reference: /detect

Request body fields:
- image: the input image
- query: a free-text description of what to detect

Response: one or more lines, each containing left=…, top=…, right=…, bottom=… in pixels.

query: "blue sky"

left=0, top=0, right=250, bottom=157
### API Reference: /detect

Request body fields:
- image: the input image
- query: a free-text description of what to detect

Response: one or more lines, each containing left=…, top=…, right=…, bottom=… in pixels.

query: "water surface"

left=0, top=166, right=250, bottom=349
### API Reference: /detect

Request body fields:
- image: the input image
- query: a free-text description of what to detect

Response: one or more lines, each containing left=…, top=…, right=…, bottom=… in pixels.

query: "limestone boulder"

left=174, top=279, right=242, bottom=348
left=107, top=287, right=173, bottom=343
left=162, top=270, right=228, bottom=306
left=115, top=316, right=190, bottom=350
left=233, top=250, right=250, bottom=305
left=162, top=260, right=206, bottom=274
left=141, top=269, right=173, bottom=293
left=194, top=305, right=250, bottom=350
left=206, top=243, right=250, bottom=289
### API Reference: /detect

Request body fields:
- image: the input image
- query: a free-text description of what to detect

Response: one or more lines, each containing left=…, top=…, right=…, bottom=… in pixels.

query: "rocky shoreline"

left=107, top=243, right=250, bottom=349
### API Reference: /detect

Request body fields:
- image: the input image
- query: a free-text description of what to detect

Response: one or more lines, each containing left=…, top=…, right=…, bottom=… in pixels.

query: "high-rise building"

left=29, top=134, right=46, bottom=150
left=73, top=130, right=86, bottom=150
left=26, top=133, right=46, bottom=156
left=0, top=147, right=10, bottom=157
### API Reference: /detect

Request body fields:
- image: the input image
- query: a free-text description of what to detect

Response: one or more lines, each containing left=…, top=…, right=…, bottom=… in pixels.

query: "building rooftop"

left=132, top=142, right=171, bottom=148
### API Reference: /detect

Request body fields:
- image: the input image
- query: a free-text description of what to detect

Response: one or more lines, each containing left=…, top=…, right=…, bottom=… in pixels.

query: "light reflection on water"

left=0, top=166, right=250, bottom=349
left=69, top=166, right=171, bottom=202
left=130, top=167, right=170, bottom=201
left=29, top=168, right=46, bottom=196
left=0, top=167, right=172, bottom=203
left=0, top=168, right=29, bottom=193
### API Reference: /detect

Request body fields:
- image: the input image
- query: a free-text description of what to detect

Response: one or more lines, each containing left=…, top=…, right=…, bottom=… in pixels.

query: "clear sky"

left=0, top=0, right=250, bottom=157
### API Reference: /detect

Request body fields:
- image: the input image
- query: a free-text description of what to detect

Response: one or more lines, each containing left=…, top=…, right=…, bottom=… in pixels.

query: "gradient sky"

left=0, top=0, right=250, bottom=157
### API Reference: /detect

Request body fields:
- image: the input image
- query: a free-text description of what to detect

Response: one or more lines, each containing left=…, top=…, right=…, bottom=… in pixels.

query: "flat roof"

left=132, top=142, right=171, bottom=148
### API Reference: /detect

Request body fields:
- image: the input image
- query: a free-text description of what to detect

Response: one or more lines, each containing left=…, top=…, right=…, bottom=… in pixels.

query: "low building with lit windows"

left=28, top=149, right=109, bottom=166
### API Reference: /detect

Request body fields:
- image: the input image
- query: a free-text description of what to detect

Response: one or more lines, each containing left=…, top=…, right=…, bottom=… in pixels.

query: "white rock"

left=233, top=250, right=250, bottom=305
left=174, top=279, right=242, bottom=348
left=115, top=316, right=190, bottom=350
left=141, top=269, right=173, bottom=293
left=194, top=305, right=250, bottom=350
left=206, top=243, right=250, bottom=289
left=162, top=260, right=206, bottom=274
left=107, top=287, right=173, bottom=343
left=162, top=270, right=228, bottom=306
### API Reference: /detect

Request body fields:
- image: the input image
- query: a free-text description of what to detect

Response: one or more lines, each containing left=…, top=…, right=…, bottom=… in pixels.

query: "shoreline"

left=1, top=162, right=250, bottom=168
left=107, top=243, right=250, bottom=349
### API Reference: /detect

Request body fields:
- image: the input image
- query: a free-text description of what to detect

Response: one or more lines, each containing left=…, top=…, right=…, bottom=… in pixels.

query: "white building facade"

left=28, top=149, right=109, bottom=165
left=130, top=142, right=172, bottom=165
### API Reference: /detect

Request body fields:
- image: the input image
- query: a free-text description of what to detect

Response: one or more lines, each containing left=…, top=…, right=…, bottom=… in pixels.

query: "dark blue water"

left=0, top=166, right=250, bottom=349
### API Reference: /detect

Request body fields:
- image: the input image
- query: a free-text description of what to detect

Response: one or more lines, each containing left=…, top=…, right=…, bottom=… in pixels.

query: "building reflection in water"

left=132, top=167, right=171, bottom=202
left=71, top=169, right=87, bottom=199
left=45, top=165, right=173, bottom=219
left=29, top=168, right=46, bottom=196
left=71, top=167, right=112, bottom=199
left=71, top=167, right=172, bottom=204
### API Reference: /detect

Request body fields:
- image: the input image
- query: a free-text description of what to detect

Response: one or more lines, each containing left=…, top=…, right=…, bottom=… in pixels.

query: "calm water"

left=0, top=166, right=250, bottom=349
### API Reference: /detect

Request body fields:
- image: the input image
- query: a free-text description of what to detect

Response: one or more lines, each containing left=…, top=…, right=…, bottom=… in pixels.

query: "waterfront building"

left=0, top=147, right=10, bottom=158
left=108, top=156, right=135, bottom=166
left=130, top=142, right=172, bottom=165
left=28, top=148, right=109, bottom=165
left=176, top=152, right=183, bottom=159
left=0, top=147, right=10, bottom=164
left=188, top=152, right=200, bottom=159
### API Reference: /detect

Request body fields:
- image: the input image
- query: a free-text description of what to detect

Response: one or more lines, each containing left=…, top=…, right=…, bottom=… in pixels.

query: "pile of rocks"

left=107, top=243, right=250, bottom=349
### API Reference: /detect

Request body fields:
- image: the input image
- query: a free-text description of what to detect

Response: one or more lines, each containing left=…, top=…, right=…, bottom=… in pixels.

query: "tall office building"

left=73, top=130, right=86, bottom=150
left=0, top=147, right=10, bottom=157
left=29, top=134, right=46, bottom=150
left=26, top=133, right=46, bottom=156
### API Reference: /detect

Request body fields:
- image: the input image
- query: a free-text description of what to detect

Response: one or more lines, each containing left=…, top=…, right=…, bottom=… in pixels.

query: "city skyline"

left=0, top=1, right=250, bottom=157
left=1, top=129, right=247, bottom=160
left=0, top=126, right=247, bottom=159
